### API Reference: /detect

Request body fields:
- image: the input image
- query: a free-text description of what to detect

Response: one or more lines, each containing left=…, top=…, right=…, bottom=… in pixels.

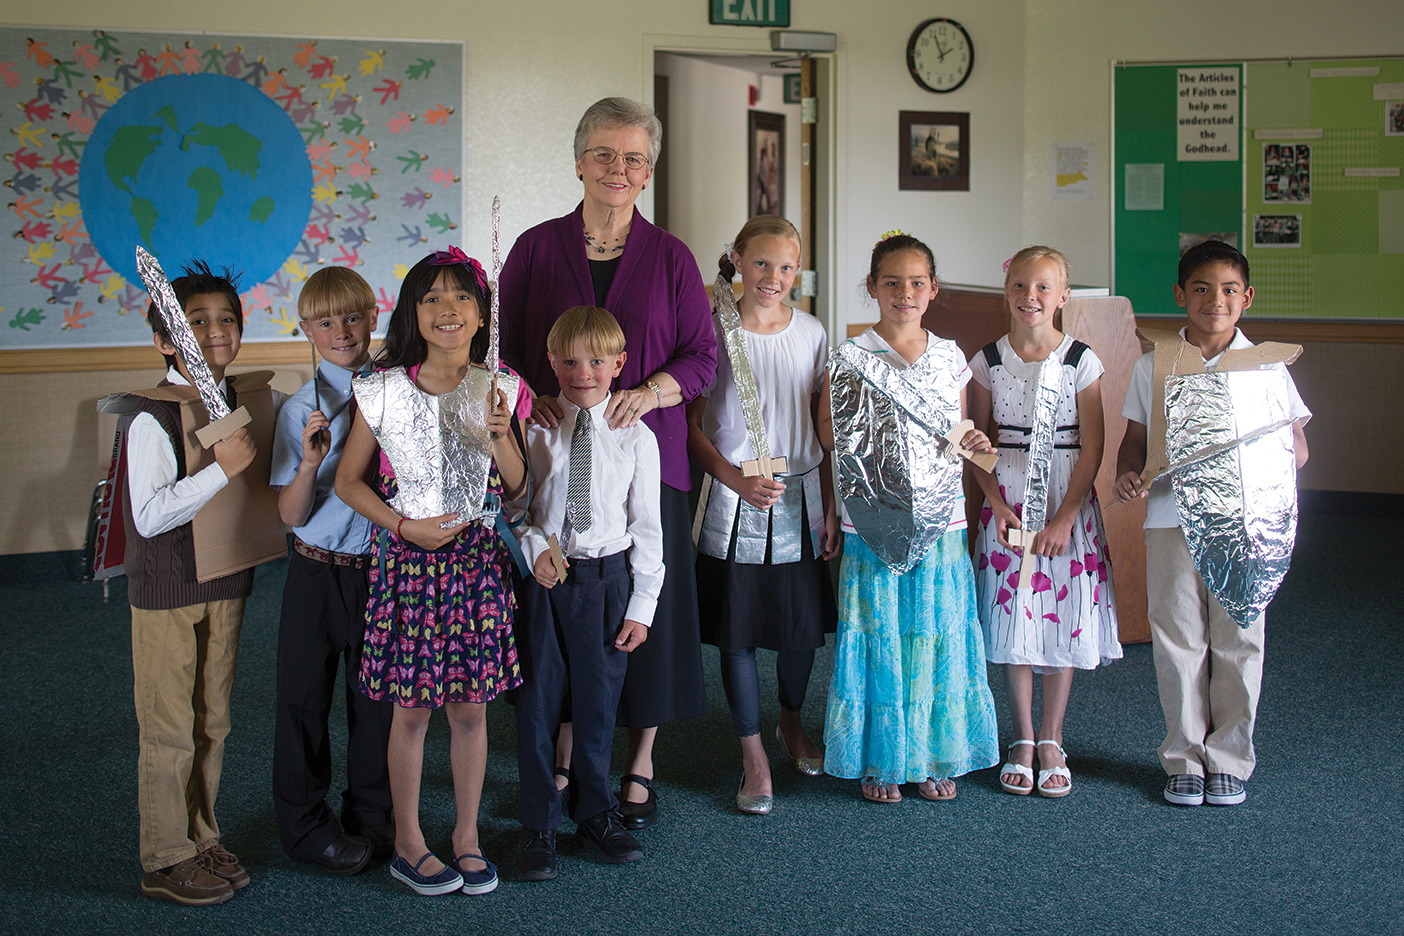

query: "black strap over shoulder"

left=1063, top=339, right=1090, bottom=368
left=981, top=341, right=1001, bottom=369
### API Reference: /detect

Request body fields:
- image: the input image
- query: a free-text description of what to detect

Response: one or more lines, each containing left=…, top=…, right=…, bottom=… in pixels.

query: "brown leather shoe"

left=200, top=844, right=250, bottom=889
left=141, top=856, right=235, bottom=906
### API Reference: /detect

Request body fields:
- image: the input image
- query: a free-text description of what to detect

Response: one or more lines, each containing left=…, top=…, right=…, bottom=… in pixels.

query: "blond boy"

left=269, top=267, right=392, bottom=873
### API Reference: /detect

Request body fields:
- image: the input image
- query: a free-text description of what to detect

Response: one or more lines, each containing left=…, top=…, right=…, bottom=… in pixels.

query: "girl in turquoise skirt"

left=818, top=233, right=1000, bottom=803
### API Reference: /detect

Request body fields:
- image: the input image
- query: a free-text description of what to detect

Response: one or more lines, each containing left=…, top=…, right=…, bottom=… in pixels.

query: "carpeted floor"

left=0, top=504, right=1399, bottom=935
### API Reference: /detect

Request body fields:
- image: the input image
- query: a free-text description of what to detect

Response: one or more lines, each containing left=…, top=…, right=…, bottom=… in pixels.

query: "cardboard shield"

left=95, top=372, right=286, bottom=584
left=1165, top=369, right=1297, bottom=625
left=829, top=340, right=963, bottom=574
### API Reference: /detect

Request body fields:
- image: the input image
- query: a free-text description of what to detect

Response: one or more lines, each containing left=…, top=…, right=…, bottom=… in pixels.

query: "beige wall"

left=1289, top=342, right=1399, bottom=494
left=2, top=361, right=312, bottom=555
left=4, top=0, right=1400, bottom=554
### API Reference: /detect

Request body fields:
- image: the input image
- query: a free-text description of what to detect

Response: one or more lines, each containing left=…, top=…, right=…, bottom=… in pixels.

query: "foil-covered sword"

left=713, top=269, right=787, bottom=479
left=134, top=246, right=251, bottom=448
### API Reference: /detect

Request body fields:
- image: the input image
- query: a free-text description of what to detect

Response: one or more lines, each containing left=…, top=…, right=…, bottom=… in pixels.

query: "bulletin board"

left=1112, top=57, right=1404, bottom=320
left=1, top=26, right=464, bottom=351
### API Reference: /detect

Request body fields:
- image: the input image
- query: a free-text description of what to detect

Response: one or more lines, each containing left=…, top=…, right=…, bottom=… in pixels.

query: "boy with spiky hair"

left=123, top=262, right=273, bottom=905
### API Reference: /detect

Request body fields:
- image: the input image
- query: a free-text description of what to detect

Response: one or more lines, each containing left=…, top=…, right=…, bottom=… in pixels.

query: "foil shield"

left=830, top=339, right=963, bottom=573
left=354, top=366, right=519, bottom=523
left=134, top=247, right=230, bottom=422
left=1165, top=370, right=1297, bottom=626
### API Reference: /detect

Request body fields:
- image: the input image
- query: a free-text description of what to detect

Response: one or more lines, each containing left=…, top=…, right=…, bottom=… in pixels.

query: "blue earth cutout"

left=79, top=73, right=312, bottom=289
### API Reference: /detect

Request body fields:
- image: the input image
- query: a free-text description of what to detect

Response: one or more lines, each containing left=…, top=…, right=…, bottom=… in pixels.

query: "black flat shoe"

left=311, top=834, right=371, bottom=875
left=577, top=810, right=643, bottom=864
left=517, top=828, right=558, bottom=882
left=617, top=773, right=658, bottom=831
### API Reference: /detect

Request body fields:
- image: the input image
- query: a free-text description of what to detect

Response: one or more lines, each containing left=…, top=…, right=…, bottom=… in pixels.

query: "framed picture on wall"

left=899, top=110, right=969, bottom=191
left=749, top=110, right=785, bottom=217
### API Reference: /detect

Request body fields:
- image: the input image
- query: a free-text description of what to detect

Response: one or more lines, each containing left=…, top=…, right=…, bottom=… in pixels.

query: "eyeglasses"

left=584, top=146, right=650, bottom=171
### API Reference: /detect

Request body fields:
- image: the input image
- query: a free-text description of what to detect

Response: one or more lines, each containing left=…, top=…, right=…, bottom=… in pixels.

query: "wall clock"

left=906, top=18, right=973, bottom=93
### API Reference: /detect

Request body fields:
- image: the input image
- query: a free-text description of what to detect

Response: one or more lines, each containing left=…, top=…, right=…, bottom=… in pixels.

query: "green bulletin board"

left=1114, top=58, right=1404, bottom=320
left=1113, top=64, right=1244, bottom=318
left=1245, top=60, right=1404, bottom=318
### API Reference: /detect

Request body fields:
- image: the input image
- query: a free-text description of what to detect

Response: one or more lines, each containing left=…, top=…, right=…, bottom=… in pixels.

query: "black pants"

left=515, top=552, right=630, bottom=832
left=272, top=551, right=393, bottom=860
left=719, top=648, right=816, bottom=738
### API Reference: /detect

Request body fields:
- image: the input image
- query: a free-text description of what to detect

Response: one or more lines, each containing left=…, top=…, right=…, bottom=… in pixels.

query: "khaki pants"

left=1146, top=528, right=1265, bottom=781
left=131, top=599, right=244, bottom=872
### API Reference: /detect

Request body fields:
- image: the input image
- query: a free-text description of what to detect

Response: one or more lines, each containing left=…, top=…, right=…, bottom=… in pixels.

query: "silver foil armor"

left=135, top=247, right=230, bottom=421
left=829, top=339, right=964, bottom=574
left=695, top=466, right=824, bottom=564
left=1164, top=369, right=1297, bottom=626
left=353, top=365, right=520, bottom=523
left=1020, top=355, right=1063, bottom=534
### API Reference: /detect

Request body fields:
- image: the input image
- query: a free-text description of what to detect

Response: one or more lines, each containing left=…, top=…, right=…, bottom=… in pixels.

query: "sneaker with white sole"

left=1205, top=773, right=1246, bottom=806
left=1164, top=773, right=1205, bottom=806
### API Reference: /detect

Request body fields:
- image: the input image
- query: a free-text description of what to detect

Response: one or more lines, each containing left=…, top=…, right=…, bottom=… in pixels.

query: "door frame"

left=641, top=33, right=840, bottom=340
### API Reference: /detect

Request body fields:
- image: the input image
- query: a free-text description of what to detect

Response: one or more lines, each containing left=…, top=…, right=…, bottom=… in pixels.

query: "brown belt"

left=293, top=537, right=371, bottom=569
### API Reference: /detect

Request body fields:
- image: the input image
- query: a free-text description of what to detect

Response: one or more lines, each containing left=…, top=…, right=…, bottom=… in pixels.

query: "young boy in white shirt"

left=1115, top=240, right=1310, bottom=808
left=514, top=305, right=664, bottom=881
left=124, top=263, right=268, bottom=905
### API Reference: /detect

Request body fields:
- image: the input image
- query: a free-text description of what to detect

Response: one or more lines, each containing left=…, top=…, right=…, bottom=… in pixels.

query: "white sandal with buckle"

left=999, top=739, right=1036, bottom=795
left=1036, top=740, right=1072, bottom=798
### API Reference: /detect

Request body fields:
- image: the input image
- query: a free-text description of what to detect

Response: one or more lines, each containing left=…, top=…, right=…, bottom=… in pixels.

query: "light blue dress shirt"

left=270, top=359, right=376, bottom=555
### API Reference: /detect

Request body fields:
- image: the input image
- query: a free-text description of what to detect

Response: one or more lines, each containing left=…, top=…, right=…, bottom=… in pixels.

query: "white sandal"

left=1036, top=740, right=1072, bottom=798
left=999, top=739, right=1035, bottom=795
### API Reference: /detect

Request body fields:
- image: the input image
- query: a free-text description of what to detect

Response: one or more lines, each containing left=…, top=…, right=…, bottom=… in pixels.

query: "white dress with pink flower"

left=970, top=335, right=1121, bottom=674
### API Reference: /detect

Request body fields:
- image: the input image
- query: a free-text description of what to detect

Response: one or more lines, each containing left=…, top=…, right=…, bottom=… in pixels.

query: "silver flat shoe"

left=775, top=724, right=824, bottom=776
left=736, top=773, right=773, bottom=815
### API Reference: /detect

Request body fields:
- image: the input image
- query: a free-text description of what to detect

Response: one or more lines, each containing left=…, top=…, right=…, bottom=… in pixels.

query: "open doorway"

left=645, top=42, right=834, bottom=333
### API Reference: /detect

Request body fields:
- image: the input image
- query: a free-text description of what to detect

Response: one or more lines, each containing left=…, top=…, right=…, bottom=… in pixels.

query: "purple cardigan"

left=499, top=203, right=717, bottom=491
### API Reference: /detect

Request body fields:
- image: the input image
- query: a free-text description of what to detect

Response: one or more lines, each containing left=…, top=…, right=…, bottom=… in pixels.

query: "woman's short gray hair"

left=573, top=97, right=662, bottom=166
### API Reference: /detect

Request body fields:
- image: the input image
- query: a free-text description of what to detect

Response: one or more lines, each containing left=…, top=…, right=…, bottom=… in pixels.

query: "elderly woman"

left=500, top=98, right=715, bottom=853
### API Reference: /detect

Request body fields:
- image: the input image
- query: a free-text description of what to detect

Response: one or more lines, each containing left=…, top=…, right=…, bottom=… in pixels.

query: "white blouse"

left=700, top=307, right=828, bottom=476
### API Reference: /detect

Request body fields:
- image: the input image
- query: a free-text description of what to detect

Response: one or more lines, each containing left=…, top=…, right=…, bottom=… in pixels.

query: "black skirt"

left=615, top=484, right=707, bottom=728
left=696, top=496, right=838, bottom=653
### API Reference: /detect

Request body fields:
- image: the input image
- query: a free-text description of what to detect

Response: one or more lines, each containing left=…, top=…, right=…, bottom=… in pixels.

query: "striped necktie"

left=561, top=407, right=593, bottom=546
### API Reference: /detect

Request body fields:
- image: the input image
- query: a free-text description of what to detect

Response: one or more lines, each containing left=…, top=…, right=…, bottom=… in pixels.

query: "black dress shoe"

left=577, top=810, right=643, bottom=864
left=347, top=821, right=395, bottom=860
left=617, top=773, right=658, bottom=831
left=517, top=828, right=558, bottom=881
left=310, top=834, right=371, bottom=875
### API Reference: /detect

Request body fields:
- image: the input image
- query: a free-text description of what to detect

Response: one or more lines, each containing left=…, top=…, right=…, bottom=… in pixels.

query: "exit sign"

left=710, top=0, right=791, bottom=27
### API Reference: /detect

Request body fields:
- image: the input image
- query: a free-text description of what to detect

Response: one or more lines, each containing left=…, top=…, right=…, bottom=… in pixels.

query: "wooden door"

left=798, top=57, right=815, bottom=315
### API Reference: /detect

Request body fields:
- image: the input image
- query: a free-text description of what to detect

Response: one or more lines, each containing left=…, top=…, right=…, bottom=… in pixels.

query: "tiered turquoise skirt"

left=823, top=530, right=999, bottom=783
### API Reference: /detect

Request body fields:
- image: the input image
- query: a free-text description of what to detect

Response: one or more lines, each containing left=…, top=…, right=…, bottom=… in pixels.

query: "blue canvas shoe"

left=389, top=852, right=463, bottom=896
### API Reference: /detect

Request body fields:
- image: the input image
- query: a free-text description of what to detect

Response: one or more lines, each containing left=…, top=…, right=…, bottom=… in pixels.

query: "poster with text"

left=1177, top=66, right=1240, bottom=161
left=1051, top=142, right=1094, bottom=200
left=1, top=27, right=463, bottom=349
